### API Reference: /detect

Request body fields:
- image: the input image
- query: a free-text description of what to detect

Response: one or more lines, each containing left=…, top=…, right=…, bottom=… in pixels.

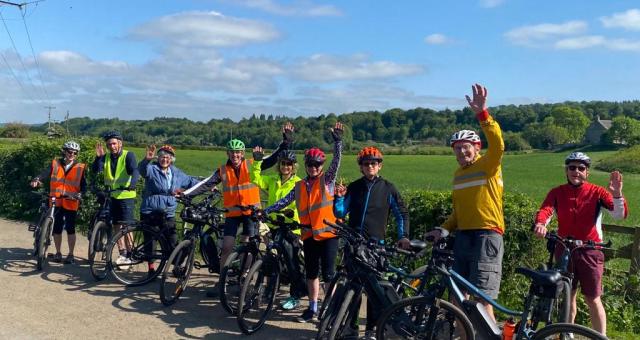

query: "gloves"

left=253, top=150, right=264, bottom=161
left=331, top=127, right=343, bottom=142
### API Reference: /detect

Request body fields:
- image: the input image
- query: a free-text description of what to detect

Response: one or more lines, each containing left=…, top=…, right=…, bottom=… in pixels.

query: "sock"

left=310, top=300, right=318, bottom=312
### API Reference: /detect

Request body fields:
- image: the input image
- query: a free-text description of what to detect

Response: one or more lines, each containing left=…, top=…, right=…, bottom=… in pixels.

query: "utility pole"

left=65, top=110, right=69, bottom=135
left=44, top=105, right=55, bottom=137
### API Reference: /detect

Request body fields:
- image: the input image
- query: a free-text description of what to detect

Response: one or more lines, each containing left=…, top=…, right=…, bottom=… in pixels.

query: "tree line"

left=4, top=100, right=640, bottom=151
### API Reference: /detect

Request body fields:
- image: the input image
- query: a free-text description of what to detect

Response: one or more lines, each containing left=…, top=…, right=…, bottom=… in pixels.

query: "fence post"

left=632, top=227, right=640, bottom=275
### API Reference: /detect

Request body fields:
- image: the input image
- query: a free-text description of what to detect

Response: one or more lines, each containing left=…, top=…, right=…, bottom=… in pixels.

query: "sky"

left=1, top=0, right=639, bottom=124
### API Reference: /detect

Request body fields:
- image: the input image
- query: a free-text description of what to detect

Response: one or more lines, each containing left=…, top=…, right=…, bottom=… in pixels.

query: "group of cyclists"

left=28, top=83, right=623, bottom=338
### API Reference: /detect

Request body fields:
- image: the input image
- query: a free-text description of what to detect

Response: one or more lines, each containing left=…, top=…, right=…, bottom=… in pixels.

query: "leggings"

left=303, top=237, right=338, bottom=282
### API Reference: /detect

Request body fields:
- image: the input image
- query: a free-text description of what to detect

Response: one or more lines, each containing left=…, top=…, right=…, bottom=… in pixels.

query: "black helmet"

left=102, top=130, right=123, bottom=141
left=278, top=150, right=297, bottom=163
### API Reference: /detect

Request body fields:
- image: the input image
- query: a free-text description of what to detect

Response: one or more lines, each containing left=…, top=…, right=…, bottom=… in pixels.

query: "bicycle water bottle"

left=502, top=318, right=516, bottom=340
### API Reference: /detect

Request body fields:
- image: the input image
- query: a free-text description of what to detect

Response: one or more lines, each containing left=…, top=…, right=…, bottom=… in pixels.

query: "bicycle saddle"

left=515, top=267, right=562, bottom=287
left=409, top=240, right=427, bottom=251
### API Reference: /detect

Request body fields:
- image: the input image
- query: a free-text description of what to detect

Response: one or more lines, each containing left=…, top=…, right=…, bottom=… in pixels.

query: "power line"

left=20, top=4, right=49, bottom=104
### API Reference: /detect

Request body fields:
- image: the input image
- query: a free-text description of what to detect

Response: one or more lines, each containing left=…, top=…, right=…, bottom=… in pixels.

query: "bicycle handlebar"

left=545, top=231, right=612, bottom=250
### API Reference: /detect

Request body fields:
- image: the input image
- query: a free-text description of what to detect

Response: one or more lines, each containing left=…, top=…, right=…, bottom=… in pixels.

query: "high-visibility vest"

left=221, top=160, right=261, bottom=217
left=104, top=150, right=136, bottom=199
left=295, top=176, right=337, bottom=241
left=49, top=159, right=85, bottom=211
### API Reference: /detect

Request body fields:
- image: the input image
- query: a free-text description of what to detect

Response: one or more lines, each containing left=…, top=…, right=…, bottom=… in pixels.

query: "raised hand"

left=282, top=122, right=295, bottom=143
left=145, top=144, right=157, bottom=160
left=253, top=146, right=264, bottom=161
left=465, top=83, right=488, bottom=115
left=95, top=142, right=105, bottom=157
left=608, top=170, right=623, bottom=197
left=335, top=183, right=347, bottom=197
left=330, top=122, right=344, bottom=142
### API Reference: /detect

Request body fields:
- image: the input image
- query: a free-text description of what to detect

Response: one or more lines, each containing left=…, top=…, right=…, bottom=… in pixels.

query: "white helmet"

left=450, top=130, right=481, bottom=146
left=565, top=152, right=591, bottom=167
left=62, top=140, right=80, bottom=152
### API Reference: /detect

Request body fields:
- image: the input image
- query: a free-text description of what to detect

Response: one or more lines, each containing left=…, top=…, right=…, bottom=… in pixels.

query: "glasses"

left=64, top=150, right=78, bottom=155
left=360, top=161, right=379, bottom=167
left=280, top=161, right=294, bottom=167
left=306, top=162, right=324, bottom=168
left=567, top=165, right=587, bottom=172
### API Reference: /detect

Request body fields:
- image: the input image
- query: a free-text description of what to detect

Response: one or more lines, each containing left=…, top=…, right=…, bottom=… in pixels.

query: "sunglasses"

left=64, top=150, right=78, bottom=155
left=360, top=161, right=379, bottom=167
left=280, top=161, right=294, bottom=166
left=306, top=162, right=324, bottom=168
left=567, top=165, right=587, bottom=172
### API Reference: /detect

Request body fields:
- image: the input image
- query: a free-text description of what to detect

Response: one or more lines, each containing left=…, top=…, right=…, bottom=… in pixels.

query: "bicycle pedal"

left=28, top=224, right=37, bottom=232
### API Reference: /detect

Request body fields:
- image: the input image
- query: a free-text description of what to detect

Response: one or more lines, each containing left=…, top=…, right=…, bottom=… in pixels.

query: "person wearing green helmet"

left=182, top=122, right=295, bottom=297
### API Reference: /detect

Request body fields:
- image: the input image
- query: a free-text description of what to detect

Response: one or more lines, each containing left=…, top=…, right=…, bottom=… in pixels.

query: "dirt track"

left=0, top=218, right=318, bottom=339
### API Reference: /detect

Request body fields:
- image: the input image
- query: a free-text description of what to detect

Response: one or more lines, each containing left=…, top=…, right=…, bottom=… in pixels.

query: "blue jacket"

left=139, top=158, right=200, bottom=217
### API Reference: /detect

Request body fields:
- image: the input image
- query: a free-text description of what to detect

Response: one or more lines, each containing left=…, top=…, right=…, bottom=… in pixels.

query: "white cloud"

left=225, top=0, right=342, bottom=17
left=292, top=54, right=424, bottom=82
left=606, top=38, right=640, bottom=51
left=504, top=20, right=588, bottom=46
left=129, top=11, right=280, bottom=47
left=38, top=51, right=129, bottom=76
left=600, top=9, right=640, bottom=31
left=554, top=35, right=605, bottom=49
left=479, top=0, right=505, bottom=8
left=424, top=33, right=452, bottom=45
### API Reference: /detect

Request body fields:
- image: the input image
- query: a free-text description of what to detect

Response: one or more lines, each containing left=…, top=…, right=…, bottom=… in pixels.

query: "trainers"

left=364, top=330, right=376, bottom=340
left=280, top=297, right=301, bottom=310
left=52, top=253, right=62, bottom=263
left=296, top=308, right=318, bottom=323
left=115, top=255, right=132, bottom=270
left=63, top=254, right=75, bottom=265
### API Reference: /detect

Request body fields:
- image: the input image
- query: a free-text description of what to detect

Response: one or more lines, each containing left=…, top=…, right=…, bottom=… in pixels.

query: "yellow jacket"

left=442, top=114, right=505, bottom=234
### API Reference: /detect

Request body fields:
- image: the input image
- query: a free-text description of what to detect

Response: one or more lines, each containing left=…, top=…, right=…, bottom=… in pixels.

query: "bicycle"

left=375, top=235, right=609, bottom=340
left=87, top=188, right=116, bottom=281
left=159, top=192, right=225, bottom=306
left=28, top=191, right=79, bottom=270
left=236, top=212, right=308, bottom=334
left=316, top=220, right=466, bottom=340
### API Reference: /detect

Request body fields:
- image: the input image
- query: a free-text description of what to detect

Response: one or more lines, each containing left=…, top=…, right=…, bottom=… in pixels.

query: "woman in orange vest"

left=30, top=141, right=86, bottom=265
left=260, top=122, right=344, bottom=323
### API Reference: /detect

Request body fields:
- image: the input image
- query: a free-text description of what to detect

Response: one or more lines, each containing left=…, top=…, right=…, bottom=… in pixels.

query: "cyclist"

left=258, top=121, right=344, bottom=323
left=138, top=144, right=201, bottom=275
left=334, top=146, right=411, bottom=339
left=92, top=130, right=140, bottom=266
left=251, top=146, right=306, bottom=311
left=182, top=122, right=295, bottom=297
left=29, top=141, right=86, bottom=264
left=533, top=152, right=627, bottom=336
left=426, top=84, right=505, bottom=323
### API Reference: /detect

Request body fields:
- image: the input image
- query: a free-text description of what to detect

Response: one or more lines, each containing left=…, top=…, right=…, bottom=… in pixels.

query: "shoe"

left=52, top=253, right=62, bottom=263
left=364, top=330, right=376, bottom=340
left=116, top=255, right=132, bottom=270
left=296, top=308, right=317, bottom=323
left=280, top=297, right=301, bottom=310
left=63, top=254, right=75, bottom=264
left=205, top=284, right=221, bottom=298
left=343, top=326, right=359, bottom=338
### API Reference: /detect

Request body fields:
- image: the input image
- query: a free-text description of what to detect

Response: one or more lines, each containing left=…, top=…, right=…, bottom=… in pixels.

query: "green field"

left=129, top=147, right=639, bottom=227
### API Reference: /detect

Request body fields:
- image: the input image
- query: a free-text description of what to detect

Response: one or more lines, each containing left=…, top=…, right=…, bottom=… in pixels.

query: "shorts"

left=111, top=198, right=135, bottom=225
left=52, top=208, right=77, bottom=235
left=223, top=215, right=256, bottom=237
left=568, top=249, right=604, bottom=298
left=303, top=237, right=339, bottom=282
left=453, top=230, right=504, bottom=299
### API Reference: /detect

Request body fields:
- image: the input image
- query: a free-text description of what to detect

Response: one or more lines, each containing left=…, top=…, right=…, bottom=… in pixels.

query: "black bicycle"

left=87, top=188, right=116, bottom=280
left=159, top=192, right=225, bottom=306
left=236, top=212, right=307, bottom=334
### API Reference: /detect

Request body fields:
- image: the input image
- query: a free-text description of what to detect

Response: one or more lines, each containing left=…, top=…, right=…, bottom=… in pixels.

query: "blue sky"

left=1, top=0, right=639, bottom=123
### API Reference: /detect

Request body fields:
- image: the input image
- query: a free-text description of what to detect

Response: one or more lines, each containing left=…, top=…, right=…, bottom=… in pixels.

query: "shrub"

left=503, top=131, right=532, bottom=151
left=596, top=145, right=640, bottom=174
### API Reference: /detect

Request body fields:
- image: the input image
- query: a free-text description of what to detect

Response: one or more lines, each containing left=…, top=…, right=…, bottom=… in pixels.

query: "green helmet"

left=226, top=139, right=245, bottom=151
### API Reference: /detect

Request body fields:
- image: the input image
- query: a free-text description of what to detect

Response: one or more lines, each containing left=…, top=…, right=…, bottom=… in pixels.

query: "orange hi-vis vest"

left=49, top=159, right=85, bottom=211
left=295, top=176, right=337, bottom=241
left=220, top=159, right=261, bottom=217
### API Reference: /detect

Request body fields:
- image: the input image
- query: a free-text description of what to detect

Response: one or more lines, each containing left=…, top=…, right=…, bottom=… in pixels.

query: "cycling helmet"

left=102, top=130, right=123, bottom=141
left=157, top=144, right=175, bottom=156
left=278, top=150, right=297, bottom=163
left=565, top=152, right=591, bottom=167
left=450, top=129, right=481, bottom=147
left=357, top=146, right=383, bottom=164
left=227, top=139, right=245, bottom=151
left=304, top=147, right=326, bottom=164
left=62, top=140, right=80, bottom=152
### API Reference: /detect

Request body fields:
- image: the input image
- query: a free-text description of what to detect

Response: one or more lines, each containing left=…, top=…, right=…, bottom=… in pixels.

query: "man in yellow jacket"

left=427, top=83, right=505, bottom=322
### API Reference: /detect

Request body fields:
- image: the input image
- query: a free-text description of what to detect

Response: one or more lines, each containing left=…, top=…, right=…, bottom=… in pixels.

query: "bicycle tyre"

left=376, top=296, right=475, bottom=340
left=88, top=221, right=111, bottom=281
left=237, top=259, right=281, bottom=334
left=160, top=239, right=195, bottom=306
left=318, top=273, right=345, bottom=321
left=108, top=226, right=168, bottom=286
left=220, top=249, right=256, bottom=314
left=327, top=288, right=356, bottom=340
left=316, top=282, right=349, bottom=340
left=532, top=323, right=608, bottom=340
left=36, top=217, right=53, bottom=271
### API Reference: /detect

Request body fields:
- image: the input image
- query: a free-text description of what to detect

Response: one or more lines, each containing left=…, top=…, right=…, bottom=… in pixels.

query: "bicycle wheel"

left=108, top=226, right=168, bottom=286
left=88, top=221, right=111, bottom=281
left=237, top=258, right=281, bottom=334
left=318, top=273, right=346, bottom=320
left=327, top=288, right=357, bottom=340
left=316, top=282, right=349, bottom=340
left=36, top=217, right=53, bottom=270
left=376, top=296, right=475, bottom=340
left=160, top=239, right=195, bottom=306
left=532, top=323, right=608, bottom=340
left=220, top=249, right=256, bottom=314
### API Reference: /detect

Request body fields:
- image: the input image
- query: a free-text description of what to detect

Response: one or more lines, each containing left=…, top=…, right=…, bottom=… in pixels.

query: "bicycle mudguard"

left=461, top=300, right=502, bottom=340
